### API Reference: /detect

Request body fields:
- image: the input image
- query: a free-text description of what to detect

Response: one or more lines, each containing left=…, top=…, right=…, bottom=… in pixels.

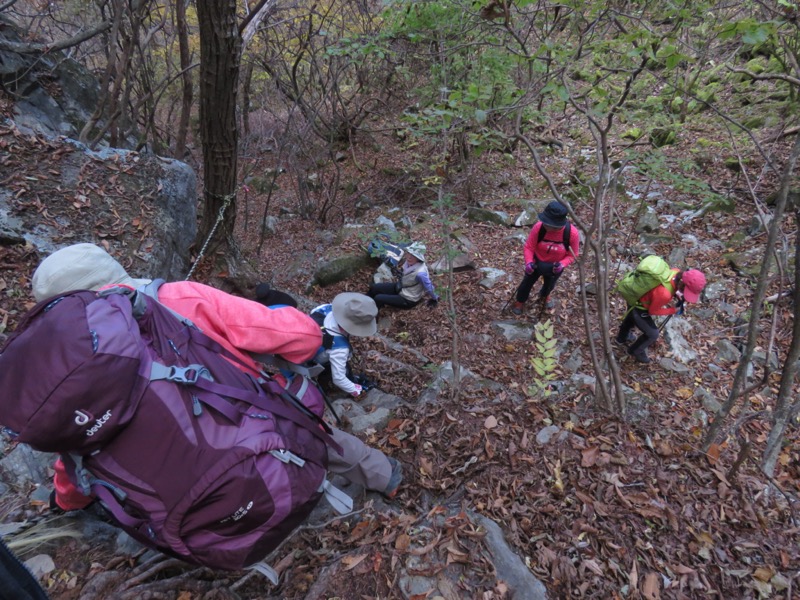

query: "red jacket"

left=523, top=222, right=580, bottom=266
left=53, top=282, right=322, bottom=510
left=639, top=270, right=679, bottom=316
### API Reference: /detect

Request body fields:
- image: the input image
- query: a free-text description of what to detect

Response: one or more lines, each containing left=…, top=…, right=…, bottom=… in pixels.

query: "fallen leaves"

left=642, top=571, right=661, bottom=599
left=341, top=553, right=368, bottom=571
left=706, top=443, right=722, bottom=465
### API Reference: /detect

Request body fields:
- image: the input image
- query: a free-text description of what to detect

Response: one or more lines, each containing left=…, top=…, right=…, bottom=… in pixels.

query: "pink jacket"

left=523, top=222, right=580, bottom=267
left=53, top=282, right=322, bottom=510
left=158, top=282, right=321, bottom=373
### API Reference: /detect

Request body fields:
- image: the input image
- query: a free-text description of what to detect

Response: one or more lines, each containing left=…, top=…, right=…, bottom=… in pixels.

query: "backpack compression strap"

left=129, top=292, right=339, bottom=448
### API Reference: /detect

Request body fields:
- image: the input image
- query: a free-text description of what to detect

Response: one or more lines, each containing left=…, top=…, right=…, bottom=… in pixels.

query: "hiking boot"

left=540, top=295, right=554, bottom=310
left=628, top=348, right=651, bottom=364
left=510, top=301, right=524, bottom=316
left=383, top=458, right=403, bottom=499
left=614, top=332, right=636, bottom=347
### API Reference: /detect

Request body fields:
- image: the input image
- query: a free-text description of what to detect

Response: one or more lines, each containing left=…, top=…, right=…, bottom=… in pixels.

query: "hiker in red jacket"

left=616, top=268, right=706, bottom=363
left=31, top=243, right=403, bottom=511
left=511, top=201, right=580, bottom=315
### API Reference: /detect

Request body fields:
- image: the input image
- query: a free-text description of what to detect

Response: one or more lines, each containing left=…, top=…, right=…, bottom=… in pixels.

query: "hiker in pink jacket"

left=31, top=243, right=403, bottom=511
left=511, top=201, right=580, bottom=315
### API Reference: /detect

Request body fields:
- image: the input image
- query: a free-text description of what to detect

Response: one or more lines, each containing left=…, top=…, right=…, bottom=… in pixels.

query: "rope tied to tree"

left=185, top=190, right=236, bottom=281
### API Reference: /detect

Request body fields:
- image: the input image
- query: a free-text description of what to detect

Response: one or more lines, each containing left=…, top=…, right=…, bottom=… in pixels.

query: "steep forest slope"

left=1, top=1, right=799, bottom=599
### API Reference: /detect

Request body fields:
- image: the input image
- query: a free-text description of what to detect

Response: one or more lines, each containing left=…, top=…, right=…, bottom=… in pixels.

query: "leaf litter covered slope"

left=1, top=117, right=799, bottom=599
left=236, top=116, right=800, bottom=598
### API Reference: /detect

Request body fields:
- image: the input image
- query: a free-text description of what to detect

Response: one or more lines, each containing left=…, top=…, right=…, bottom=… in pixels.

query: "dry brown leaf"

left=753, top=566, right=774, bottom=582
left=581, top=446, right=600, bottom=467
left=673, top=564, right=696, bottom=575
left=655, top=441, right=673, bottom=457
left=419, top=457, right=434, bottom=476
left=342, top=553, right=368, bottom=570
left=273, top=551, right=296, bottom=576
left=629, top=560, right=638, bottom=589
left=582, top=558, right=604, bottom=576
left=395, top=533, right=411, bottom=552
left=484, top=415, right=498, bottom=429
left=410, top=534, right=442, bottom=556
left=349, top=520, right=374, bottom=542
left=643, top=572, right=661, bottom=600
left=372, top=552, right=382, bottom=573
left=706, top=443, right=722, bottom=465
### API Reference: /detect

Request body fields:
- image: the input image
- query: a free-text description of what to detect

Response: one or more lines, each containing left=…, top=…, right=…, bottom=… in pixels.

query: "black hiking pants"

left=618, top=308, right=659, bottom=357
left=516, top=262, right=562, bottom=303
left=368, top=282, right=419, bottom=310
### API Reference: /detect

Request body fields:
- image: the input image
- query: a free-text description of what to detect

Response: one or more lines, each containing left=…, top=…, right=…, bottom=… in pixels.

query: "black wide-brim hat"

left=538, top=201, right=568, bottom=228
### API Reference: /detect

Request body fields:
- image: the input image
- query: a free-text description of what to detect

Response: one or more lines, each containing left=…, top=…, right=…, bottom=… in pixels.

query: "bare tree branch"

left=0, top=21, right=113, bottom=55
left=240, top=0, right=274, bottom=43
left=727, top=66, right=800, bottom=87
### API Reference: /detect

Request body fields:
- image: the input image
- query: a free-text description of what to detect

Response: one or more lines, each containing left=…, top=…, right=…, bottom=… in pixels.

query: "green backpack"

left=615, top=255, right=674, bottom=307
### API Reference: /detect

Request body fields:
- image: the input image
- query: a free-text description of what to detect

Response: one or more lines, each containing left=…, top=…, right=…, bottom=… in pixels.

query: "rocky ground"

left=1, top=103, right=799, bottom=599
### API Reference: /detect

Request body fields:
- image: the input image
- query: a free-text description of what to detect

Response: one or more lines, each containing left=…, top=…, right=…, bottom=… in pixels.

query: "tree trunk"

left=703, top=135, right=800, bottom=452
left=240, top=61, right=253, bottom=138
left=762, top=211, right=800, bottom=476
left=195, top=0, right=242, bottom=255
left=174, top=0, right=193, bottom=159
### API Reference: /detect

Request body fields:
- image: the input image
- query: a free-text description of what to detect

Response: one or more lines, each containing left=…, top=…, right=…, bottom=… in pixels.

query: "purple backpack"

left=0, top=285, right=346, bottom=572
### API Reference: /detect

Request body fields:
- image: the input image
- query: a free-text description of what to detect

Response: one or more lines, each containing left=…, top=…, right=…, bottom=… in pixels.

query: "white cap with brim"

left=32, top=243, right=151, bottom=302
left=331, top=292, right=378, bottom=337
left=406, top=243, right=426, bottom=262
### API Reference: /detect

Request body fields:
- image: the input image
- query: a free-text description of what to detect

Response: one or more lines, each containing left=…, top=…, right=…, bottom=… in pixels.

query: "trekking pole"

left=502, top=280, right=524, bottom=313
left=659, top=299, right=684, bottom=332
left=315, top=382, right=343, bottom=427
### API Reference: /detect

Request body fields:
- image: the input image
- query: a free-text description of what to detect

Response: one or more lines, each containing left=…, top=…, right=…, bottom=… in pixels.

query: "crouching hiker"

left=310, top=293, right=378, bottom=399
left=511, top=201, right=580, bottom=315
left=367, top=243, right=439, bottom=310
left=616, top=261, right=706, bottom=364
left=254, top=281, right=298, bottom=308
left=27, top=243, right=403, bottom=522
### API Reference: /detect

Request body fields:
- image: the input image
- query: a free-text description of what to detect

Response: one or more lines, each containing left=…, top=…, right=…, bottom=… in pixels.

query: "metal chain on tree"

left=185, top=191, right=235, bottom=281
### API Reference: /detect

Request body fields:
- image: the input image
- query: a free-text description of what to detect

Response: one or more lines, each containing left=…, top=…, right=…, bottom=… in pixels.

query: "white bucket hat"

left=32, top=243, right=152, bottom=302
left=331, top=293, right=378, bottom=337
left=406, top=243, right=426, bottom=262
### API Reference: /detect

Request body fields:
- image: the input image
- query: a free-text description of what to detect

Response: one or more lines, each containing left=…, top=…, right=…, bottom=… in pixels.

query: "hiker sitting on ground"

left=310, top=293, right=378, bottom=399
left=31, top=244, right=403, bottom=509
left=254, top=281, right=298, bottom=308
left=616, top=268, right=706, bottom=364
left=367, top=243, right=439, bottom=310
left=511, top=200, right=580, bottom=315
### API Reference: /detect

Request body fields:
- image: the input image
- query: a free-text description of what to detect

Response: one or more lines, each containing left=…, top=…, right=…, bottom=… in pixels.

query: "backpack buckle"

left=168, top=365, right=212, bottom=384
left=150, top=363, right=213, bottom=384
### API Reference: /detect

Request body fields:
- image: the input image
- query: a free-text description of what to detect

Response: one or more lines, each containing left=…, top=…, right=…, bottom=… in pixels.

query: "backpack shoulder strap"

left=134, top=280, right=196, bottom=328
left=138, top=279, right=165, bottom=298
left=536, top=222, right=571, bottom=252
left=536, top=223, right=546, bottom=243
left=310, top=306, right=336, bottom=350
